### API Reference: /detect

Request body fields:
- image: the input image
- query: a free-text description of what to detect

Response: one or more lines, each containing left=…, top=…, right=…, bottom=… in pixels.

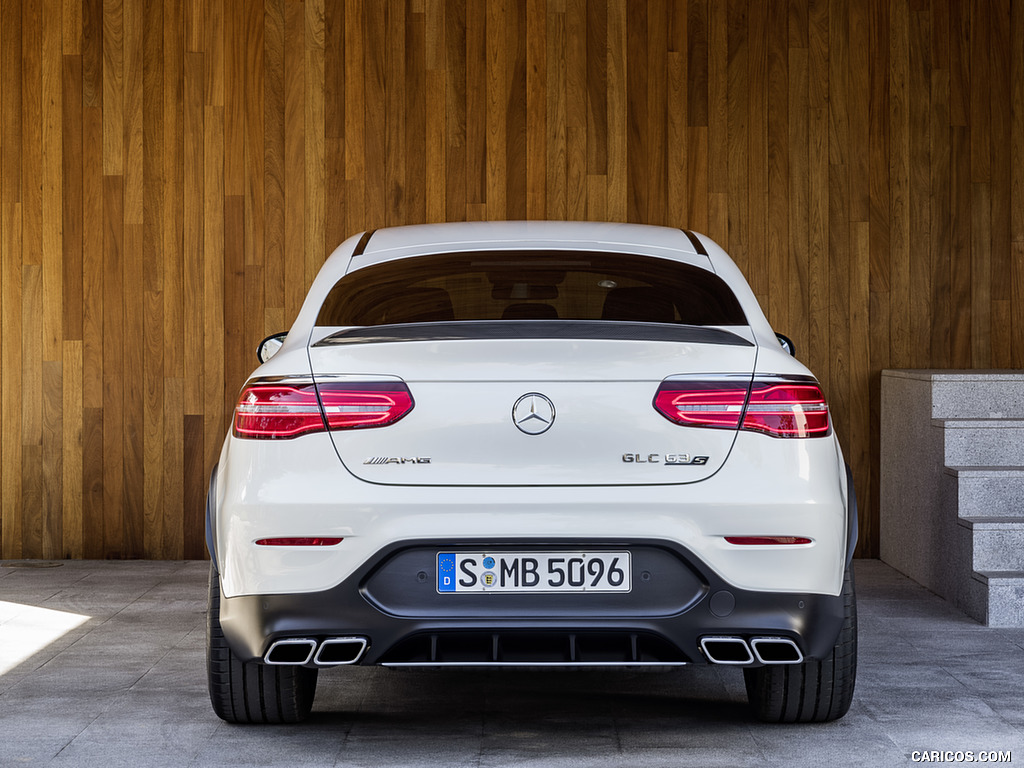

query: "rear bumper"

left=217, top=538, right=846, bottom=667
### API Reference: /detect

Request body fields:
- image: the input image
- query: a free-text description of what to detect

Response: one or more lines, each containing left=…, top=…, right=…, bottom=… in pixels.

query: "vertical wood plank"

left=102, top=174, right=123, bottom=558
left=889, top=0, right=910, bottom=368
left=788, top=45, right=809, bottom=353
left=383, top=0, right=405, bottom=225
left=485, top=0, right=507, bottom=218
left=361, top=0, right=385, bottom=227
left=203, top=105, right=225, bottom=479
left=444, top=0, right=466, bottom=220
left=606, top=0, right=626, bottom=220
left=504, top=0, right=527, bottom=219
left=766, top=0, right=788, bottom=329
left=930, top=67, right=951, bottom=368
left=545, top=4, right=566, bottom=218
left=586, top=0, right=606, bottom=175
left=265, top=0, right=286, bottom=319
left=102, top=0, right=123, bottom=175
left=306, top=0, right=326, bottom=273
left=122, top=0, right=144, bottom=559
left=907, top=8, right=930, bottom=369
left=62, top=54, right=84, bottom=342
left=465, top=0, right=485, bottom=208
left=525, top=0, right=545, bottom=218
left=183, top=52, right=204, bottom=414
left=625, top=0, right=647, bottom=221
left=407, top=6, right=428, bottom=223
left=687, top=0, right=709, bottom=128
left=1, top=204, right=24, bottom=559
left=646, top=0, right=667, bottom=225
left=62, top=341, right=83, bottom=558
left=42, top=0, right=64, bottom=364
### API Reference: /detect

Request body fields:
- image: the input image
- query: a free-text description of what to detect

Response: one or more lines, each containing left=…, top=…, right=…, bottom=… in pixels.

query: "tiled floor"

left=1, top=559, right=1022, bottom=767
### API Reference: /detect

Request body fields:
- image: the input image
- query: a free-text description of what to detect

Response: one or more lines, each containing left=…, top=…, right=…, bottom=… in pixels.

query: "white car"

left=205, top=221, right=857, bottom=724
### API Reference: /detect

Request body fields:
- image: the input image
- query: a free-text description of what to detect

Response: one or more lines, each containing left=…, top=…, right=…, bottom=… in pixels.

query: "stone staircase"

left=881, top=371, right=1024, bottom=626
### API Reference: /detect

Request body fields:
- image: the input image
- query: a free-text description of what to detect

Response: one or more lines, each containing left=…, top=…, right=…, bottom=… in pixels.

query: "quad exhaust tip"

left=264, top=638, right=317, bottom=666
left=314, top=637, right=369, bottom=666
left=699, top=636, right=753, bottom=665
left=264, top=637, right=369, bottom=666
left=750, top=636, right=803, bottom=665
left=700, top=636, right=803, bottom=665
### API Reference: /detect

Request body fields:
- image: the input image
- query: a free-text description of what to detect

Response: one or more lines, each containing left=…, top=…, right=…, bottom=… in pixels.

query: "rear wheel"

left=743, top=565, right=857, bottom=723
left=206, top=564, right=318, bottom=723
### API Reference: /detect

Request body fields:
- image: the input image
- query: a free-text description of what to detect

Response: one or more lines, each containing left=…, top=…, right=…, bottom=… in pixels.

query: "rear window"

left=316, top=251, right=746, bottom=327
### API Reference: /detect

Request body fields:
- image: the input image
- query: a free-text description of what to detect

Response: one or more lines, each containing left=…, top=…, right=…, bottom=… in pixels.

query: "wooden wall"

left=0, top=0, right=1020, bottom=560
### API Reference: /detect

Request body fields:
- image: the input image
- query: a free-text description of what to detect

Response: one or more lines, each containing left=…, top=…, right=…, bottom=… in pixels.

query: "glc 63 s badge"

left=622, top=453, right=710, bottom=466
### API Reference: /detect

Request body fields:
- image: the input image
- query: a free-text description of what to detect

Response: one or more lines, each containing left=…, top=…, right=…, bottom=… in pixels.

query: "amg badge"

left=363, top=457, right=431, bottom=465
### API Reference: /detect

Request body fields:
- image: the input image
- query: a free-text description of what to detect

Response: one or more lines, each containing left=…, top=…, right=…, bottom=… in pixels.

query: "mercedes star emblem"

left=512, top=393, right=556, bottom=435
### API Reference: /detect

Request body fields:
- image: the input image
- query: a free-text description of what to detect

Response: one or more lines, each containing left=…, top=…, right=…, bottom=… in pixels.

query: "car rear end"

left=206, top=222, right=856, bottom=723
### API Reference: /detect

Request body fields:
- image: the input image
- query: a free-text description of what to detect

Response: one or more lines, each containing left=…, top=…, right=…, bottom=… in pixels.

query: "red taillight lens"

left=742, top=382, right=829, bottom=438
left=233, top=380, right=414, bottom=439
left=318, top=383, right=414, bottom=430
left=654, top=377, right=829, bottom=438
left=234, top=383, right=325, bottom=439
left=653, top=381, right=749, bottom=430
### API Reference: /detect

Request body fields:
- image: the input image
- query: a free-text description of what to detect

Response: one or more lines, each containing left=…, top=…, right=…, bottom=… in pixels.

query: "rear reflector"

left=725, top=536, right=812, bottom=546
left=234, top=379, right=413, bottom=439
left=654, top=376, right=829, bottom=438
left=255, top=538, right=344, bottom=546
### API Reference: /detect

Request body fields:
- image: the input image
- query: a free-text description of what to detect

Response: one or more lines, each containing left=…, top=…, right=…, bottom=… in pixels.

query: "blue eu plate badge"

left=437, top=553, right=456, bottom=592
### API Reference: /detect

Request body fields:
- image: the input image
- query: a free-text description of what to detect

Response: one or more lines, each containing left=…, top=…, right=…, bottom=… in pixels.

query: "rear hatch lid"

left=310, top=321, right=756, bottom=486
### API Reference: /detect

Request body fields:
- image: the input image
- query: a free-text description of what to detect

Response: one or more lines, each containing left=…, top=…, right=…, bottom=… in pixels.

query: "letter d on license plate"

left=437, top=552, right=631, bottom=593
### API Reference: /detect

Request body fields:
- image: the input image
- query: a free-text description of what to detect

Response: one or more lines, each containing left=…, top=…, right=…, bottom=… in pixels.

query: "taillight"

left=653, top=381, right=748, bottom=430
left=654, top=376, right=829, bottom=438
left=318, top=382, right=414, bottom=430
left=742, top=381, right=829, bottom=438
left=234, top=382, right=325, bottom=439
left=233, top=380, right=414, bottom=439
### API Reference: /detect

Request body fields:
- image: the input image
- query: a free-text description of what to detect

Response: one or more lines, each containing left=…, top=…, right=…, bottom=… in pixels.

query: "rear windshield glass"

left=316, top=251, right=747, bottom=326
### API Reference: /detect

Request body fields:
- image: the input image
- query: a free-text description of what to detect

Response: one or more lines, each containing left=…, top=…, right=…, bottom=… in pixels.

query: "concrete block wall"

left=880, top=371, right=1024, bottom=627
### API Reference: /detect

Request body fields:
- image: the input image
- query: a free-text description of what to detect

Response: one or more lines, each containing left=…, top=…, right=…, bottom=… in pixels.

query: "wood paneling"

left=0, top=0, right=1021, bottom=559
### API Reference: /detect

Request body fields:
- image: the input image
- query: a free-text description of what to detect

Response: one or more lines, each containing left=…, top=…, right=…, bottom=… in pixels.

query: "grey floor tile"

left=4, top=559, right=1024, bottom=767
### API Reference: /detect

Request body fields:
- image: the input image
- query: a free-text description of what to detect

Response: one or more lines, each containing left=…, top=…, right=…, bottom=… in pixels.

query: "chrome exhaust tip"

left=750, top=637, right=803, bottom=664
left=699, top=636, right=754, bottom=665
left=314, top=637, right=369, bottom=666
left=264, top=638, right=317, bottom=665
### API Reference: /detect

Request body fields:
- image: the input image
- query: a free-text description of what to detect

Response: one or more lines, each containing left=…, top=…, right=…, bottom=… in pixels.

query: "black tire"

left=743, top=565, right=857, bottom=723
left=206, top=564, right=318, bottom=723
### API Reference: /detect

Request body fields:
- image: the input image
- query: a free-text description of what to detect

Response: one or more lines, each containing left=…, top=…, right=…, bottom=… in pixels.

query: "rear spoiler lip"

left=313, top=320, right=754, bottom=348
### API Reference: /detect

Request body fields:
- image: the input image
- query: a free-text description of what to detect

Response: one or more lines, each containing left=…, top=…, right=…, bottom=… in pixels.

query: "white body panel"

left=214, top=222, right=850, bottom=609
left=215, top=425, right=848, bottom=599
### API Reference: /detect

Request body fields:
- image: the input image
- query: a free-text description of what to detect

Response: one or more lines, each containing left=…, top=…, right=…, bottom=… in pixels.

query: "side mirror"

left=775, top=332, right=796, bottom=357
left=257, top=332, right=287, bottom=364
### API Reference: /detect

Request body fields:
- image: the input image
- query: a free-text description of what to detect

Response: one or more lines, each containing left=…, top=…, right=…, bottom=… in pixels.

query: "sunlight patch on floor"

left=0, top=601, right=90, bottom=675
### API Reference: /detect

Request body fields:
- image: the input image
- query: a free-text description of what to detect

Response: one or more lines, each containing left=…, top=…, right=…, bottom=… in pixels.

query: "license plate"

left=437, top=552, right=631, bottom=593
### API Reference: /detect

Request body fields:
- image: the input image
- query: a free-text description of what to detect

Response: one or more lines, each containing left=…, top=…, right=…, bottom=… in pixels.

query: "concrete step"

left=958, top=517, right=1024, bottom=572
left=947, top=467, right=1024, bottom=518
left=928, top=372, right=1024, bottom=420
left=972, top=571, right=1024, bottom=627
left=941, top=419, right=1024, bottom=467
